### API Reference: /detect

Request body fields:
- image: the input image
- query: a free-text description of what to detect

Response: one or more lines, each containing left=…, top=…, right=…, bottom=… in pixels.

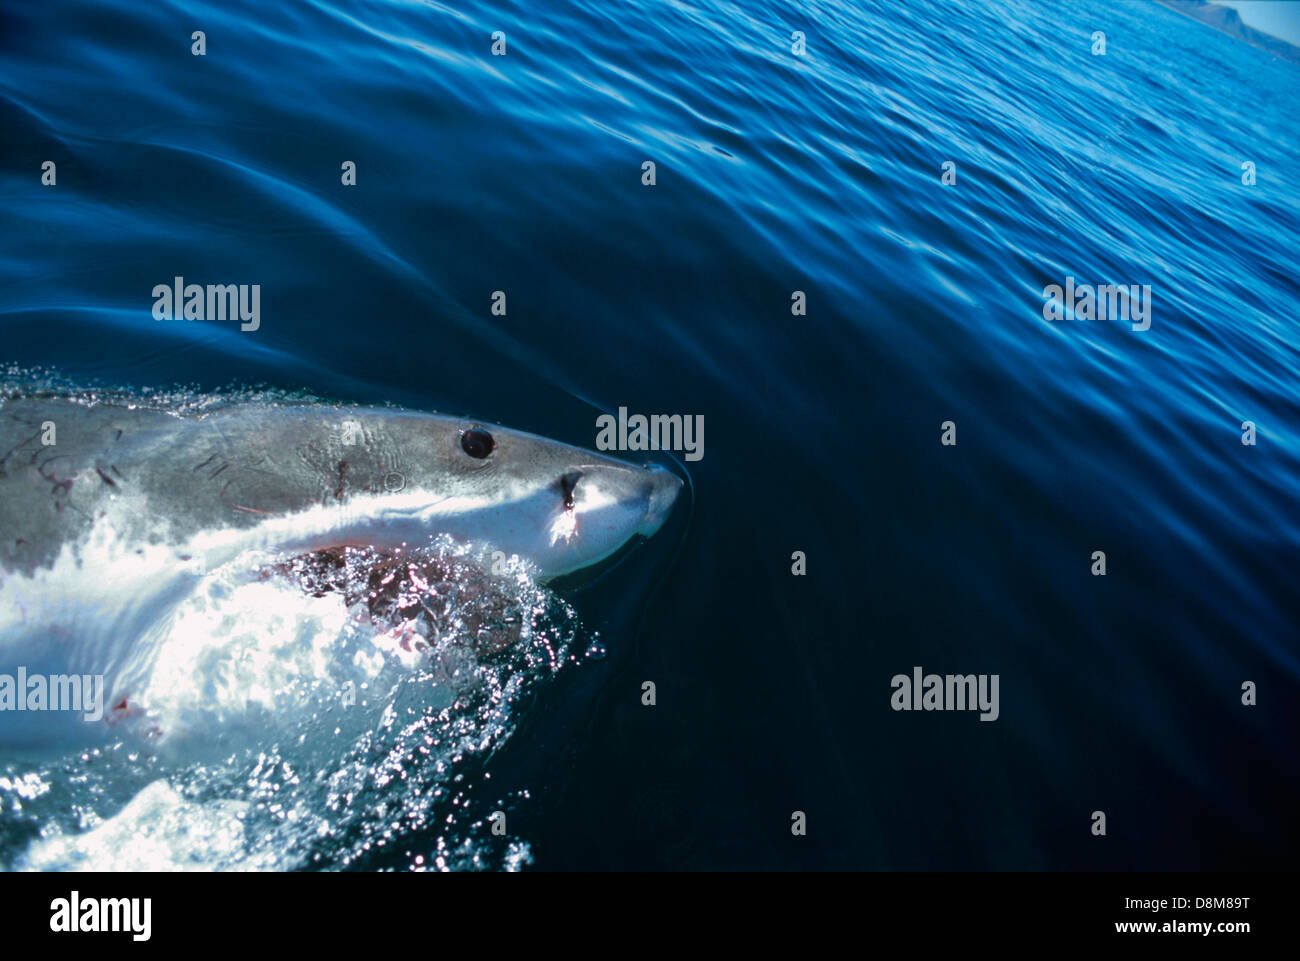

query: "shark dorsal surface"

left=0, top=395, right=682, bottom=581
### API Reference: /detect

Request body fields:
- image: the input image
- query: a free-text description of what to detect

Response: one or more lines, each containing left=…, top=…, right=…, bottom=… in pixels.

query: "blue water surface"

left=1, top=0, right=1298, bottom=869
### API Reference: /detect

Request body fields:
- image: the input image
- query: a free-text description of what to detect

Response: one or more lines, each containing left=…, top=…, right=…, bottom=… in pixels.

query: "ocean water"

left=1, top=0, right=1298, bottom=870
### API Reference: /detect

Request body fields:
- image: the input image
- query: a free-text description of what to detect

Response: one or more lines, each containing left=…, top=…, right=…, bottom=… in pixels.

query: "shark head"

left=310, top=409, right=684, bottom=580
left=0, top=397, right=684, bottom=754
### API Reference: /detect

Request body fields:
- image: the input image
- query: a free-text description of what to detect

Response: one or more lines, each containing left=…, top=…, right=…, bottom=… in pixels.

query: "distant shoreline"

left=1155, top=0, right=1300, bottom=64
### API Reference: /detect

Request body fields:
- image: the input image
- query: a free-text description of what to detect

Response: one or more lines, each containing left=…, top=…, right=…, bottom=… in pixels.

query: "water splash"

left=1, top=537, right=593, bottom=871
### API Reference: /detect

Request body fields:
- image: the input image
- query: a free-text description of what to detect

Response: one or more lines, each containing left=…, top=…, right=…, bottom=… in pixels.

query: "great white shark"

left=0, top=395, right=682, bottom=746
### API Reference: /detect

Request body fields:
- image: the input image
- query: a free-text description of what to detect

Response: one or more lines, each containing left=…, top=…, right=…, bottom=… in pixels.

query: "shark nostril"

left=559, top=470, right=583, bottom=510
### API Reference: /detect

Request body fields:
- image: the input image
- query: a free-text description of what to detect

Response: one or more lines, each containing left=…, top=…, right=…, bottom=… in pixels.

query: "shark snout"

left=530, top=459, right=682, bottom=579
left=641, top=464, right=683, bottom=535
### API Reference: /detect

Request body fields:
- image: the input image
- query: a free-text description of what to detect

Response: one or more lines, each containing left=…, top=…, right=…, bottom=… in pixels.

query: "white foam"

left=1, top=536, right=586, bottom=871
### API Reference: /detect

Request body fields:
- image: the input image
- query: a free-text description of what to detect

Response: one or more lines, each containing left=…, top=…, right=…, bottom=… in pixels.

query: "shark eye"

left=461, top=427, right=495, bottom=459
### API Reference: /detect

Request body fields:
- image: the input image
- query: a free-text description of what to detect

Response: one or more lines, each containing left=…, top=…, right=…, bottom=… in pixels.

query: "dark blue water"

left=2, top=0, right=1298, bottom=869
